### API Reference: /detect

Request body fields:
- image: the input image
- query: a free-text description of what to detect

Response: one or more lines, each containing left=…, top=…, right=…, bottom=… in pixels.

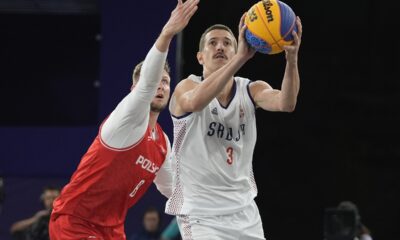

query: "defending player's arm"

left=153, top=133, right=173, bottom=198
left=250, top=17, right=302, bottom=112
left=100, top=45, right=168, bottom=149
left=101, top=0, right=199, bottom=149
left=171, top=13, right=255, bottom=116
left=156, top=0, right=199, bottom=53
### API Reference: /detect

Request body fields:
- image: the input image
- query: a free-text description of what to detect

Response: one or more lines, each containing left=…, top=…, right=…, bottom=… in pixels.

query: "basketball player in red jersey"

left=49, top=0, right=199, bottom=239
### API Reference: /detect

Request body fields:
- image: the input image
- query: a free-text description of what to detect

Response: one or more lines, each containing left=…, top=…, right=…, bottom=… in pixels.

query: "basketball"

left=244, top=0, right=297, bottom=54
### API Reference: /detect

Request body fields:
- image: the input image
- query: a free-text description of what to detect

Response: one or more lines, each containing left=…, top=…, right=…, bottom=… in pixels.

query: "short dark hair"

left=132, top=60, right=171, bottom=84
left=40, top=185, right=60, bottom=202
left=198, top=24, right=237, bottom=51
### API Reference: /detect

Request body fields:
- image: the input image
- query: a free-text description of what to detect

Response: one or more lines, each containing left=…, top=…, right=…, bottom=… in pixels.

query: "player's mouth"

left=155, top=93, right=164, bottom=99
left=213, top=53, right=227, bottom=59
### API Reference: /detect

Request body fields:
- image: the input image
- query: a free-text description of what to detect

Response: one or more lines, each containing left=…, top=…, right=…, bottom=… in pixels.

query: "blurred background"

left=0, top=0, right=399, bottom=239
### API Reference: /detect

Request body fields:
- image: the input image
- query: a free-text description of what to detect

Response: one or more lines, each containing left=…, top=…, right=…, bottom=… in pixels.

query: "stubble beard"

left=150, top=102, right=167, bottom=113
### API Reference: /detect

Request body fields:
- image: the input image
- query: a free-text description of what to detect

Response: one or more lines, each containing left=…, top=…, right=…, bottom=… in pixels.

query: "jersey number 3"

left=226, top=147, right=233, bottom=165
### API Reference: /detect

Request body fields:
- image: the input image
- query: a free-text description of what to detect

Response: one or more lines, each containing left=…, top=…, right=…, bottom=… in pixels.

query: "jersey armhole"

left=171, top=112, right=193, bottom=120
left=246, top=82, right=257, bottom=109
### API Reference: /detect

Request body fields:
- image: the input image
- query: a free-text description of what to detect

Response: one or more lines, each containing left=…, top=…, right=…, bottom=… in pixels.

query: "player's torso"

left=53, top=124, right=167, bottom=226
left=168, top=76, right=258, bottom=215
left=180, top=77, right=257, bottom=177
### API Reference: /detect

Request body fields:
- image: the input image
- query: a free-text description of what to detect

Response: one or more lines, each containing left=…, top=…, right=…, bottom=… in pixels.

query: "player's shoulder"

left=246, top=80, right=273, bottom=104
left=186, top=74, right=202, bottom=82
left=234, top=76, right=252, bottom=82
left=234, top=75, right=270, bottom=87
left=234, top=76, right=256, bottom=89
left=180, top=74, right=201, bottom=84
left=248, top=80, right=273, bottom=91
left=175, top=74, right=200, bottom=92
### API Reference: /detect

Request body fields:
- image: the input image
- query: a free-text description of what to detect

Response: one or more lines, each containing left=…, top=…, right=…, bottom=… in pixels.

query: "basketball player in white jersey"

left=165, top=13, right=302, bottom=240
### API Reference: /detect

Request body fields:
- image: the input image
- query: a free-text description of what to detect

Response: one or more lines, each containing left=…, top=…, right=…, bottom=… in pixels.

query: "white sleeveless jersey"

left=166, top=75, right=258, bottom=216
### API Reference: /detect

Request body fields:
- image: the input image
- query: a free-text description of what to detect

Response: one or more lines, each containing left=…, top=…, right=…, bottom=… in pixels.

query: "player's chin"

left=212, top=59, right=228, bottom=68
left=150, top=102, right=167, bottom=113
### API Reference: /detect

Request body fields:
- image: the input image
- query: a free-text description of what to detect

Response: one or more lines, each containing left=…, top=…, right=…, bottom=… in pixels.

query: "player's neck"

left=148, top=111, right=159, bottom=130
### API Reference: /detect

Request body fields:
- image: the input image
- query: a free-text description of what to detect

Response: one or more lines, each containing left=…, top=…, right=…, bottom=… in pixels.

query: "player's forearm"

left=279, top=61, right=300, bottom=112
left=135, top=44, right=168, bottom=102
left=190, top=56, right=247, bottom=111
left=101, top=44, right=167, bottom=148
left=155, top=31, right=174, bottom=53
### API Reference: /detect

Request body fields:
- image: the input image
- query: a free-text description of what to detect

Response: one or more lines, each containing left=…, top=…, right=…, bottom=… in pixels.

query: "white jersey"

left=166, top=75, right=258, bottom=216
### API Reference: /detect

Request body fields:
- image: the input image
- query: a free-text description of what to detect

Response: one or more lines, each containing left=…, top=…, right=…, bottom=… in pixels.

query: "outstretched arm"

left=156, top=0, right=199, bottom=53
left=101, top=0, right=199, bottom=149
left=250, top=16, right=302, bottom=112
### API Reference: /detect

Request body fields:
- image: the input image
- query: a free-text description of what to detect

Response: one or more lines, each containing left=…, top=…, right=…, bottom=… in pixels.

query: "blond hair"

left=132, top=60, right=171, bottom=84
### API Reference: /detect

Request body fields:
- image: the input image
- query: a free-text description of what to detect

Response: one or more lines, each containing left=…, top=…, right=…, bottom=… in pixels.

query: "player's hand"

left=237, top=12, right=256, bottom=60
left=162, top=0, right=199, bottom=38
left=283, top=16, right=302, bottom=63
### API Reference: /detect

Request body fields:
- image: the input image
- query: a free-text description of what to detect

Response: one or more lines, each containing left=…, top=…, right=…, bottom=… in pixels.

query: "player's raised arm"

left=101, top=0, right=199, bottom=148
left=156, top=0, right=199, bottom=52
left=250, top=16, right=302, bottom=112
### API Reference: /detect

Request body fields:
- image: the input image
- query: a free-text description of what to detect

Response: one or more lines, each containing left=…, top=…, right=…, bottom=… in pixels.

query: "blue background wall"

left=0, top=0, right=176, bottom=239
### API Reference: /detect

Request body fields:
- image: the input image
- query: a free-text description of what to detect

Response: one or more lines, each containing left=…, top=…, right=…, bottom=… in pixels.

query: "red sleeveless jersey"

left=52, top=123, right=167, bottom=227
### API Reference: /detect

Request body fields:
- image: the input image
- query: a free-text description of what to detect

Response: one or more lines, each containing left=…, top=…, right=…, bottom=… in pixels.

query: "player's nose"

left=216, top=42, right=225, bottom=51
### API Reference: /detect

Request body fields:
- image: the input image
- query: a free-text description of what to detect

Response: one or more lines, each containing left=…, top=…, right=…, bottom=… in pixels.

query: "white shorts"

left=176, top=201, right=266, bottom=240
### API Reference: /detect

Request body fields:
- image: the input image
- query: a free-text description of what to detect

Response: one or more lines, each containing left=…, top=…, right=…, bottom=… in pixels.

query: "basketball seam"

left=281, top=6, right=296, bottom=40
left=256, top=2, right=282, bottom=51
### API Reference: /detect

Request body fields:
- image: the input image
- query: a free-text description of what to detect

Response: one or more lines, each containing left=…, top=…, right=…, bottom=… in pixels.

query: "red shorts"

left=49, top=214, right=126, bottom=240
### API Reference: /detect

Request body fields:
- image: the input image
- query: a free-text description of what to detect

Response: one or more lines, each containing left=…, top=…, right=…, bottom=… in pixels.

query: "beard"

left=150, top=101, right=167, bottom=113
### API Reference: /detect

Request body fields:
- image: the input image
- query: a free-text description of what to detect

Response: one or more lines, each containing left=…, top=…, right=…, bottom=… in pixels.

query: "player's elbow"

left=280, top=102, right=296, bottom=112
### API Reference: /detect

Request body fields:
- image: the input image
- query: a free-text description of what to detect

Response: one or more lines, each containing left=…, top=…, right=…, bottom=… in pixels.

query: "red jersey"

left=52, top=123, right=167, bottom=227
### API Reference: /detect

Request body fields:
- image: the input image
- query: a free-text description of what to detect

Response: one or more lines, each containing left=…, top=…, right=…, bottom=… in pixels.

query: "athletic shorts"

left=49, top=214, right=126, bottom=240
left=176, top=201, right=266, bottom=240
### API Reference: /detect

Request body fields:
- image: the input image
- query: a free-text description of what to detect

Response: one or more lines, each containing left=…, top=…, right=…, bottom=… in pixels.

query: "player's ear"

left=197, top=51, right=204, bottom=65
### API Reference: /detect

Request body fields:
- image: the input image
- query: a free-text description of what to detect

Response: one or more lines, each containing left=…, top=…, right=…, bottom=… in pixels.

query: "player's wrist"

left=160, top=28, right=175, bottom=41
left=286, top=57, right=298, bottom=66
